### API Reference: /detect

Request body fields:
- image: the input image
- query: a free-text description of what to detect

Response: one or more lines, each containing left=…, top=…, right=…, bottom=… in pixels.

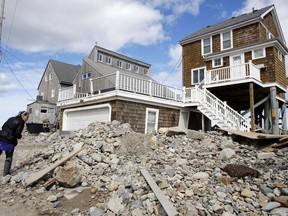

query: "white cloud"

left=2, top=0, right=166, bottom=54
left=0, top=73, right=18, bottom=92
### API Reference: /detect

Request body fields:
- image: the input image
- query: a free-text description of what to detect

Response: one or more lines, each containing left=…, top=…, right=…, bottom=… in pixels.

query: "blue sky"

left=0, top=0, right=287, bottom=126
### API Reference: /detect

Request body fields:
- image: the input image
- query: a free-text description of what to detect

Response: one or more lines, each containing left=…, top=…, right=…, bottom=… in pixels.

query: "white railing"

left=184, top=86, right=250, bottom=131
left=206, top=61, right=260, bottom=84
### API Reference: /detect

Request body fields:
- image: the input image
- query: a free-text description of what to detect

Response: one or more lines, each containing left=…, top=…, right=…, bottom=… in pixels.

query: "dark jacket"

left=0, top=116, right=25, bottom=145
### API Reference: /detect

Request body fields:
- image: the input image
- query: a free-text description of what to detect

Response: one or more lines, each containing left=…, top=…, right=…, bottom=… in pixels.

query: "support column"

left=201, top=113, right=205, bottom=132
left=270, top=87, right=279, bottom=134
left=264, top=100, right=270, bottom=132
left=281, top=102, right=287, bottom=130
left=249, top=82, right=256, bottom=132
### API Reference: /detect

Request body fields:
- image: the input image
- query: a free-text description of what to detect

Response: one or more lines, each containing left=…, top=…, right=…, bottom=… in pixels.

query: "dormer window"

left=97, top=53, right=103, bottom=62
left=133, top=65, right=139, bottom=72
left=221, top=31, right=232, bottom=50
left=105, top=56, right=112, bottom=64
left=126, top=63, right=131, bottom=70
left=202, top=37, right=212, bottom=55
left=252, top=48, right=266, bottom=59
left=144, top=69, right=148, bottom=75
left=116, top=60, right=122, bottom=68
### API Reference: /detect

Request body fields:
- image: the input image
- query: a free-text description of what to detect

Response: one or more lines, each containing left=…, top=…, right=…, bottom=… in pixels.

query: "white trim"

left=201, top=36, right=212, bottom=55
left=191, top=66, right=206, bottom=84
left=252, top=47, right=266, bottom=60
left=62, top=103, right=111, bottom=131
left=178, top=110, right=190, bottom=129
left=220, top=30, right=233, bottom=50
left=230, top=53, right=244, bottom=66
left=145, top=108, right=159, bottom=134
left=261, top=6, right=274, bottom=19
left=212, top=57, right=223, bottom=68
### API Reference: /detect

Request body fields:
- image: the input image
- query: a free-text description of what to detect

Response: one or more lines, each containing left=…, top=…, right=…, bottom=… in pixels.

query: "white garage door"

left=63, top=104, right=111, bottom=131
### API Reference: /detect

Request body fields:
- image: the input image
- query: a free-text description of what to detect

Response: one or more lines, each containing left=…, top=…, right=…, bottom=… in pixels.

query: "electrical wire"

left=2, top=53, right=35, bottom=100
left=5, top=0, right=20, bottom=47
left=161, top=55, right=182, bottom=85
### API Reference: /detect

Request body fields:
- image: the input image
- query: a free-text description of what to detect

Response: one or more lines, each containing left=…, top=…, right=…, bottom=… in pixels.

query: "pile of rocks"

left=1, top=120, right=288, bottom=215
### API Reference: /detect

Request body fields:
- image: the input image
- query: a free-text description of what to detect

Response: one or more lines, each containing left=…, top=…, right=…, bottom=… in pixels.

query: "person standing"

left=0, top=111, right=29, bottom=176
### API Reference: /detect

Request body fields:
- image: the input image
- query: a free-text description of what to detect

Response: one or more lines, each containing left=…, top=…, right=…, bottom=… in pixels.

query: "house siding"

left=262, top=12, right=279, bottom=37
left=182, top=41, right=205, bottom=87
left=233, top=23, right=260, bottom=48
left=274, top=48, right=286, bottom=87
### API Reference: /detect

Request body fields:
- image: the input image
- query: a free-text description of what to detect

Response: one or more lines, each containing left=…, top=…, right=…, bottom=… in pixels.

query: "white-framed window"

left=144, top=69, right=148, bottom=75
left=51, top=89, right=55, bottom=98
left=145, top=108, right=159, bottom=134
left=82, top=72, right=92, bottom=80
left=45, top=74, right=48, bottom=81
left=212, top=57, right=223, bottom=68
left=97, top=53, right=103, bottom=62
left=116, top=60, right=122, bottom=68
left=192, top=67, right=205, bottom=84
left=49, top=73, right=52, bottom=80
left=221, top=31, right=232, bottom=50
left=278, top=50, right=283, bottom=62
left=133, top=65, right=139, bottom=72
left=252, top=48, right=266, bottom=59
left=202, top=37, right=212, bottom=55
left=266, top=30, right=272, bottom=40
left=126, top=63, right=131, bottom=70
left=105, top=56, right=112, bottom=64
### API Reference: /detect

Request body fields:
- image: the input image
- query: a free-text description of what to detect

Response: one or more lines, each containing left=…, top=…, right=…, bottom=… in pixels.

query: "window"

left=252, top=48, right=266, bottom=59
left=144, top=69, right=148, bottom=75
left=126, top=63, right=131, bottom=70
left=133, top=65, right=139, bottom=72
left=105, top=56, right=112, bottom=64
left=51, top=89, right=55, bottom=98
left=145, top=108, right=159, bottom=134
left=116, top=60, right=122, bottom=68
left=82, top=72, right=92, bottom=80
left=97, top=53, right=103, bottom=62
left=192, top=67, right=205, bottom=84
left=202, top=37, right=212, bottom=55
left=49, top=73, right=52, bottom=80
left=221, top=31, right=232, bottom=50
left=266, top=30, right=272, bottom=40
left=212, top=57, right=223, bottom=68
left=45, top=74, right=48, bottom=81
left=28, top=108, right=32, bottom=114
left=41, top=107, right=48, bottom=113
left=278, top=50, right=283, bottom=62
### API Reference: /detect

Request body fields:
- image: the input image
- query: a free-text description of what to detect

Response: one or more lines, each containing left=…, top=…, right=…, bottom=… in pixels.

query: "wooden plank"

left=23, top=143, right=85, bottom=187
left=219, top=128, right=288, bottom=140
left=141, top=168, right=178, bottom=216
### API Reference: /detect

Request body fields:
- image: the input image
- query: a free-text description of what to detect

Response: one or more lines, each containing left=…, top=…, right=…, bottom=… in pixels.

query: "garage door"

left=63, top=104, right=111, bottom=131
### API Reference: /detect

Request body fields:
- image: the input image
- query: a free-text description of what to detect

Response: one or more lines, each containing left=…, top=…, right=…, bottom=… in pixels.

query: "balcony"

left=205, top=61, right=261, bottom=85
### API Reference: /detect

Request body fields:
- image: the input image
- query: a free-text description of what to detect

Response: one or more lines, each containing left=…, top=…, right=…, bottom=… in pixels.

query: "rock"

left=185, top=129, right=205, bottom=139
left=262, top=202, right=281, bottom=211
left=273, top=196, right=288, bottom=207
left=219, top=148, right=235, bottom=160
left=89, top=207, right=105, bottom=216
left=54, top=163, right=82, bottom=188
left=241, top=188, right=255, bottom=198
left=47, top=195, right=58, bottom=202
left=223, top=164, right=260, bottom=178
left=107, top=193, right=124, bottom=214
left=192, top=172, right=209, bottom=180
left=257, top=152, right=276, bottom=159
left=270, top=207, right=288, bottom=216
left=166, top=127, right=186, bottom=137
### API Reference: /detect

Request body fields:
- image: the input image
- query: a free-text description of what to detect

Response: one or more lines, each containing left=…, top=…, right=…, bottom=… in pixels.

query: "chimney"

left=252, top=7, right=255, bottom=13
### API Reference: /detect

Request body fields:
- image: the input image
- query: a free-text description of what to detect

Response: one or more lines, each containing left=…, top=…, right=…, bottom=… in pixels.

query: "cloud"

left=2, top=0, right=166, bottom=54
left=0, top=73, right=18, bottom=92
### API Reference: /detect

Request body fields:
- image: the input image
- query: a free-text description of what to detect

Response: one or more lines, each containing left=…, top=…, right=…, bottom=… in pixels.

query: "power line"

left=5, top=0, right=20, bottom=47
left=2, top=54, right=35, bottom=100
left=161, top=55, right=182, bottom=85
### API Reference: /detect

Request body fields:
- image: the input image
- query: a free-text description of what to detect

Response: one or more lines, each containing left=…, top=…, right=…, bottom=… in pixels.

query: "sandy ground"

left=0, top=138, right=50, bottom=216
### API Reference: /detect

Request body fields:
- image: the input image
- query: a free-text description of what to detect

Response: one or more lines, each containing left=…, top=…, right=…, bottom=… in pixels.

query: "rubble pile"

left=1, top=120, right=288, bottom=215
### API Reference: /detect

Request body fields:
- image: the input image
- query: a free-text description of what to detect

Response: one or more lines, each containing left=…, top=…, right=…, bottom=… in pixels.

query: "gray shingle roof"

left=50, top=59, right=81, bottom=85
left=180, top=5, right=274, bottom=45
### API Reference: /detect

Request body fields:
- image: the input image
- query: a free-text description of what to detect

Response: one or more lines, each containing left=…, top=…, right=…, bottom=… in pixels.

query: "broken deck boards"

left=219, top=128, right=288, bottom=140
left=23, top=143, right=85, bottom=187
left=141, top=168, right=178, bottom=216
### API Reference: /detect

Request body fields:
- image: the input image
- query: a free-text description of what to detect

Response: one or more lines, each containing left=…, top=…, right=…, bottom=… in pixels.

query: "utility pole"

left=0, top=0, right=5, bottom=61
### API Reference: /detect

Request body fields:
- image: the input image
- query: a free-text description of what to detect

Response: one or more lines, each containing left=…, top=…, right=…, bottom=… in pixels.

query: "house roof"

left=179, top=5, right=278, bottom=45
left=50, top=60, right=81, bottom=85
left=84, top=58, right=154, bottom=81
left=38, top=60, right=81, bottom=90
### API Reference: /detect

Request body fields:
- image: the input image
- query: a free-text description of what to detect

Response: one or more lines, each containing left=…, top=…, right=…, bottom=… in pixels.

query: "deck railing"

left=206, top=61, right=260, bottom=84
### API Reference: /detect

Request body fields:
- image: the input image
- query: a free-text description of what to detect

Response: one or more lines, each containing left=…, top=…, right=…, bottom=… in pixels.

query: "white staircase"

left=192, top=86, right=250, bottom=131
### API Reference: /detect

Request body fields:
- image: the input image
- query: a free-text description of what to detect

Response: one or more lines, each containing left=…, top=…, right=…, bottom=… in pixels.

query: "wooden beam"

left=23, top=143, right=85, bottom=187
left=242, top=96, right=270, bottom=116
left=270, top=87, right=279, bottom=134
left=249, top=82, right=256, bottom=132
left=141, top=169, right=178, bottom=216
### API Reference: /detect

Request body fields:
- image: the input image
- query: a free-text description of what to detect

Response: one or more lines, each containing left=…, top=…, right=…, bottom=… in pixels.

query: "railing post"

left=248, top=60, right=252, bottom=78
left=149, top=80, right=152, bottom=96
left=89, top=78, right=93, bottom=94
left=182, top=86, right=186, bottom=103
left=73, top=84, right=76, bottom=97
left=115, top=71, right=120, bottom=89
left=223, top=101, right=227, bottom=123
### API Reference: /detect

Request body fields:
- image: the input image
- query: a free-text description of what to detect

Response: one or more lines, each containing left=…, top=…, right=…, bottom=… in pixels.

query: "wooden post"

left=270, top=87, right=279, bottom=134
left=281, top=102, right=287, bottom=130
left=202, top=113, right=205, bottom=132
left=249, top=82, right=256, bottom=132
left=264, top=100, right=270, bottom=132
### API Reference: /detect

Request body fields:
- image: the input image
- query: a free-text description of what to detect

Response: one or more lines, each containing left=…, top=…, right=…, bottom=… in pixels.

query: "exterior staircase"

left=193, top=86, right=250, bottom=131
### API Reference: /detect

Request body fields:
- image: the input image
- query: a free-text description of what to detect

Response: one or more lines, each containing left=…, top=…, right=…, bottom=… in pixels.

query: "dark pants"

left=0, top=149, right=14, bottom=176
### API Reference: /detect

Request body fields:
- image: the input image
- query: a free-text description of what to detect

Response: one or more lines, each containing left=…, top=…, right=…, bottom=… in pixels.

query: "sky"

left=0, top=0, right=288, bottom=126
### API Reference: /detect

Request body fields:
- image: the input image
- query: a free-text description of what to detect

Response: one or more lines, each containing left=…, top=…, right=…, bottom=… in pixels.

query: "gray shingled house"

left=26, top=60, right=81, bottom=133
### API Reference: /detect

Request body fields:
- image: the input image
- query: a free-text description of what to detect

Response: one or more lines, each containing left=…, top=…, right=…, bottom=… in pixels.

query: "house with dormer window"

left=57, top=5, right=287, bottom=134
